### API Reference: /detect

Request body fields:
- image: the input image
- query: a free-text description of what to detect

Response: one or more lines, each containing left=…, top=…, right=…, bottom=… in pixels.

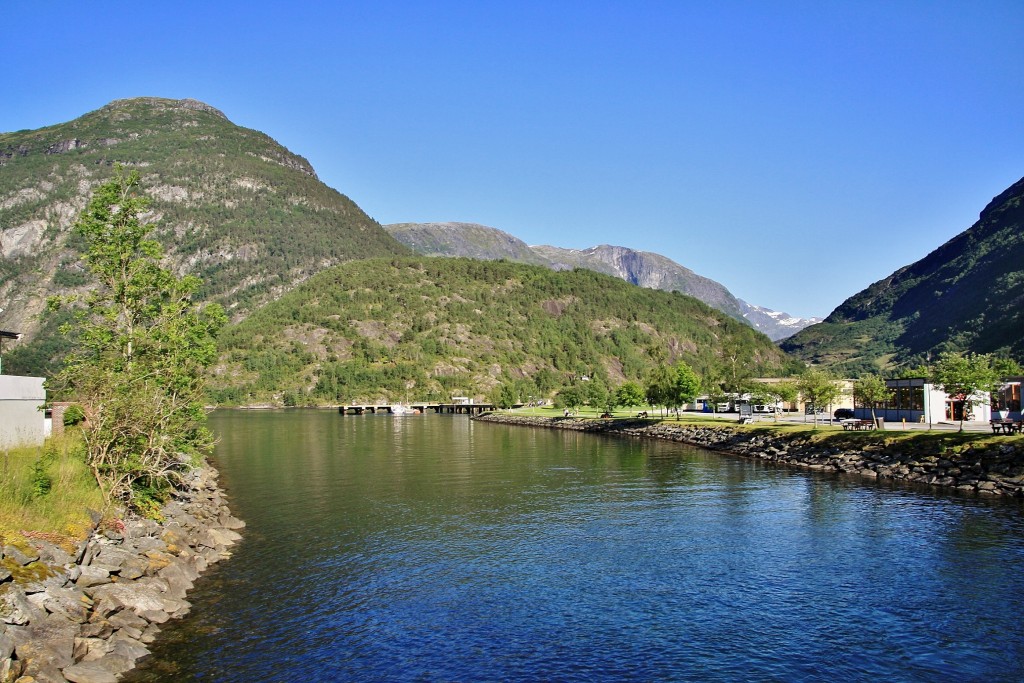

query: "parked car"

left=834, top=408, right=855, bottom=420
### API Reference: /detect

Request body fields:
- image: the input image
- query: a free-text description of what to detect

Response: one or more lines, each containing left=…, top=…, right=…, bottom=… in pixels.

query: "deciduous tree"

left=853, top=374, right=890, bottom=428
left=613, top=381, right=646, bottom=412
left=50, top=167, right=226, bottom=514
left=931, top=352, right=1000, bottom=432
left=796, top=368, right=842, bottom=428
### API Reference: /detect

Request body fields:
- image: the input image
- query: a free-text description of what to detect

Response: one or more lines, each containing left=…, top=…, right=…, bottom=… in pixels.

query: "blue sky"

left=4, top=1, right=1022, bottom=319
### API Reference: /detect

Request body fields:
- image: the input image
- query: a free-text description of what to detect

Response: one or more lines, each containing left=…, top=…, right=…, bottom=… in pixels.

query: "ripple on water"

left=125, top=412, right=1024, bottom=683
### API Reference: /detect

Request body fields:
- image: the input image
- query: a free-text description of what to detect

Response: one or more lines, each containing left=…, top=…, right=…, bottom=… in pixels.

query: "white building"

left=854, top=377, right=991, bottom=425
left=0, top=374, right=46, bottom=447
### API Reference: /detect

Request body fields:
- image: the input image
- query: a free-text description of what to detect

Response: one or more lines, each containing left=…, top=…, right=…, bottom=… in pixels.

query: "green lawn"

left=0, top=433, right=105, bottom=552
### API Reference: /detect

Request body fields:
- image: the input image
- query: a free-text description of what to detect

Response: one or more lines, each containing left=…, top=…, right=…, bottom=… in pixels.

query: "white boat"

left=389, top=404, right=418, bottom=415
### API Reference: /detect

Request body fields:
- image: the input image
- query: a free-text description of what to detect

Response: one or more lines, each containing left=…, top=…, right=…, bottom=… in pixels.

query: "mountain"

left=384, top=222, right=818, bottom=340
left=210, top=256, right=791, bottom=405
left=781, top=175, right=1024, bottom=374
left=384, top=222, right=552, bottom=266
left=0, top=97, right=409, bottom=372
left=738, top=303, right=823, bottom=342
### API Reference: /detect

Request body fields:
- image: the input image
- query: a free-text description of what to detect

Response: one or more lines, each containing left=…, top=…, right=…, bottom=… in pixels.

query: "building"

left=854, top=377, right=992, bottom=425
left=993, top=377, right=1022, bottom=420
left=0, top=374, right=46, bottom=448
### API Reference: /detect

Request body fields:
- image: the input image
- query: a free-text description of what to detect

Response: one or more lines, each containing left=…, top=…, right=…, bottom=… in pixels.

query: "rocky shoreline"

left=1, top=464, right=243, bottom=683
left=474, top=414, right=1024, bottom=498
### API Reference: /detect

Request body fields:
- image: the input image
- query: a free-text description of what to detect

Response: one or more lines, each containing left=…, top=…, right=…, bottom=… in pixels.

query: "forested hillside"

left=0, top=97, right=409, bottom=374
left=211, top=257, right=792, bottom=405
left=782, top=175, right=1024, bottom=374
left=385, top=223, right=819, bottom=340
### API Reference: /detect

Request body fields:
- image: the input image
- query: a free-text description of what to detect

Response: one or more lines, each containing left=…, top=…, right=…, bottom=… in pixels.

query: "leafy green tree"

left=644, top=365, right=673, bottom=417
left=584, top=376, right=611, bottom=414
left=748, top=380, right=793, bottom=421
left=555, top=384, right=586, bottom=414
left=796, top=368, right=842, bottom=428
left=490, top=382, right=519, bottom=410
left=931, top=352, right=1000, bottom=431
left=853, top=374, right=890, bottom=428
left=666, top=361, right=701, bottom=419
left=614, top=381, right=646, bottom=412
left=49, top=167, right=226, bottom=513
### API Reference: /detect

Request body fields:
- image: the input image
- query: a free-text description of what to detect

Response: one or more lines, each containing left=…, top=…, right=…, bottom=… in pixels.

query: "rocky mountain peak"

left=101, top=97, right=229, bottom=121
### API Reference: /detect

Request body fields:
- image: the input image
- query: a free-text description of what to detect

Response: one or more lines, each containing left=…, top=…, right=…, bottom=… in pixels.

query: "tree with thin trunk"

left=49, top=167, right=226, bottom=515
left=666, top=361, right=701, bottom=420
left=796, top=368, right=842, bottom=428
left=932, top=352, right=1000, bottom=432
left=853, top=374, right=890, bottom=429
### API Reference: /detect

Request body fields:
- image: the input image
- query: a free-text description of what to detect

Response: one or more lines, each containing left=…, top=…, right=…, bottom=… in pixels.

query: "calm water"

left=126, top=411, right=1024, bottom=682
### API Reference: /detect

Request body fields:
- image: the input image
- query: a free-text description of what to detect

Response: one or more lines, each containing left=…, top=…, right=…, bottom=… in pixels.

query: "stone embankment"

left=0, top=465, right=243, bottom=683
left=475, top=414, right=1024, bottom=498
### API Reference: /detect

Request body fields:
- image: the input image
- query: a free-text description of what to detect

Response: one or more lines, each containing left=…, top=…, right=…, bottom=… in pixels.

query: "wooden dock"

left=338, top=403, right=505, bottom=415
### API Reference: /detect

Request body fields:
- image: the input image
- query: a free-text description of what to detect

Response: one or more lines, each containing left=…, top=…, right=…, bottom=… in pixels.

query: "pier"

left=338, top=402, right=508, bottom=415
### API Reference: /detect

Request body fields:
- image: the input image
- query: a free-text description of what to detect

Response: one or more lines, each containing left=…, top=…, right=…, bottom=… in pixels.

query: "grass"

left=503, top=405, right=1023, bottom=452
left=0, top=432, right=106, bottom=552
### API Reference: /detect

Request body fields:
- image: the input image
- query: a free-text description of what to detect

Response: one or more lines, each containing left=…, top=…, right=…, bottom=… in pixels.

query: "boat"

left=389, top=404, right=418, bottom=415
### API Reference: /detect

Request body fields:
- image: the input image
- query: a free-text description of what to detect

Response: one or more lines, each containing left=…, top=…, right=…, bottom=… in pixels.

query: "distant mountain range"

left=782, top=175, right=1024, bottom=373
left=385, top=222, right=821, bottom=340
left=5, top=96, right=1016, bottom=385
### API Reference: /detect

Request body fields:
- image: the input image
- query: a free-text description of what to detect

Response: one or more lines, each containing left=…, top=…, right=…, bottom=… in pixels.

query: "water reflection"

left=126, top=411, right=1024, bottom=682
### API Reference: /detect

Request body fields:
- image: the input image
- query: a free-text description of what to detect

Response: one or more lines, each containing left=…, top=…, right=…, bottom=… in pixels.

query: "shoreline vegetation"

left=0, top=458, right=241, bottom=683
left=474, top=412, right=1024, bottom=498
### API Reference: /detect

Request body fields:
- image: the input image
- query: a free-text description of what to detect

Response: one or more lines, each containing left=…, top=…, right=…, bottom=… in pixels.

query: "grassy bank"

left=503, top=405, right=1022, bottom=451
left=0, top=434, right=105, bottom=552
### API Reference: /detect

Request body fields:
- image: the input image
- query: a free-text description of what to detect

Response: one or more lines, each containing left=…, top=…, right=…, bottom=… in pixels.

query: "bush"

left=63, top=404, right=86, bottom=426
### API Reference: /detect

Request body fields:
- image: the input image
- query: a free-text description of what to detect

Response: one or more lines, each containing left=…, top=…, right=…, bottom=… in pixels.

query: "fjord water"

left=127, top=411, right=1024, bottom=682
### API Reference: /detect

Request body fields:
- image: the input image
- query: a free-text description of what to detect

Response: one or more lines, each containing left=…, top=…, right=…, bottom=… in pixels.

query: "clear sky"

left=4, top=1, right=1022, bottom=319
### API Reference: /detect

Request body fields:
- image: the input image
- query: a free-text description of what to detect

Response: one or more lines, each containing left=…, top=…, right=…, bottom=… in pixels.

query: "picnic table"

left=989, top=419, right=1022, bottom=434
left=841, top=419, right=875, bottom=431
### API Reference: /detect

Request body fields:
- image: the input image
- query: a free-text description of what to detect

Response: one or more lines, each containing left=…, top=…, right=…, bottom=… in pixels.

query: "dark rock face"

left=475, top=414, right=1024, bottom=497
left=0, top=465, right=243, bottom=682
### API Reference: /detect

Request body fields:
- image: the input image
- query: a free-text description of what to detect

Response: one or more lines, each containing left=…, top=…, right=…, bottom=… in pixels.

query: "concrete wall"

left=0, top=375, right=46, bottom=448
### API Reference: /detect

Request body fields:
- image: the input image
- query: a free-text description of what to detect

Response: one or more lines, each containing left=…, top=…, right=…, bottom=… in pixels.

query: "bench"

left=842, top=419, right=875, bottom=431
left=990, top=419, right=1022, bottom=434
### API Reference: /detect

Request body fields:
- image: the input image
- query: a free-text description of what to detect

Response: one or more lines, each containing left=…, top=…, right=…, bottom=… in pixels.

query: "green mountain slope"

left=0, top=97, right=409, bottom=373
left=385, top=222, right=820, bottom=340
left=210, top=257, right=790, bottom=405
left=781, top=175, right=1024, bottom=373
left=385, top=222, right=553, bottom=266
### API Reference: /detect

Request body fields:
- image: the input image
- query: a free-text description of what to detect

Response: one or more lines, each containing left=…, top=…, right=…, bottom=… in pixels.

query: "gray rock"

left=75, top=565, right=111, bottom=589
left=88, top=582, right=167, bottom=618
left=0, top=655, right=20, bottom=682
left=107, top=632, right=150, bottom=664
left=92, top=546, right=135, bottom=572
left=218, top=512, right=246, bottom=529
left=2, top=544, right=37, bottom=566
left=107, top=610, right=148, bottom=632
left=0, top=626, right=14, bottom=659
left=63, top=660, right=121, bottom=683
left=14, top=612, right=78, bottom=672
left=39, top=586, right=90, bottom=624
left=31, top=539, right=75, bottom=568
left=0, top=583, right=43, bottom=625
left=21, top=658, right=67, bottom=682
left=158, top=562, right=194, bottom=600
left=134, top=536, right=168, bottom=553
